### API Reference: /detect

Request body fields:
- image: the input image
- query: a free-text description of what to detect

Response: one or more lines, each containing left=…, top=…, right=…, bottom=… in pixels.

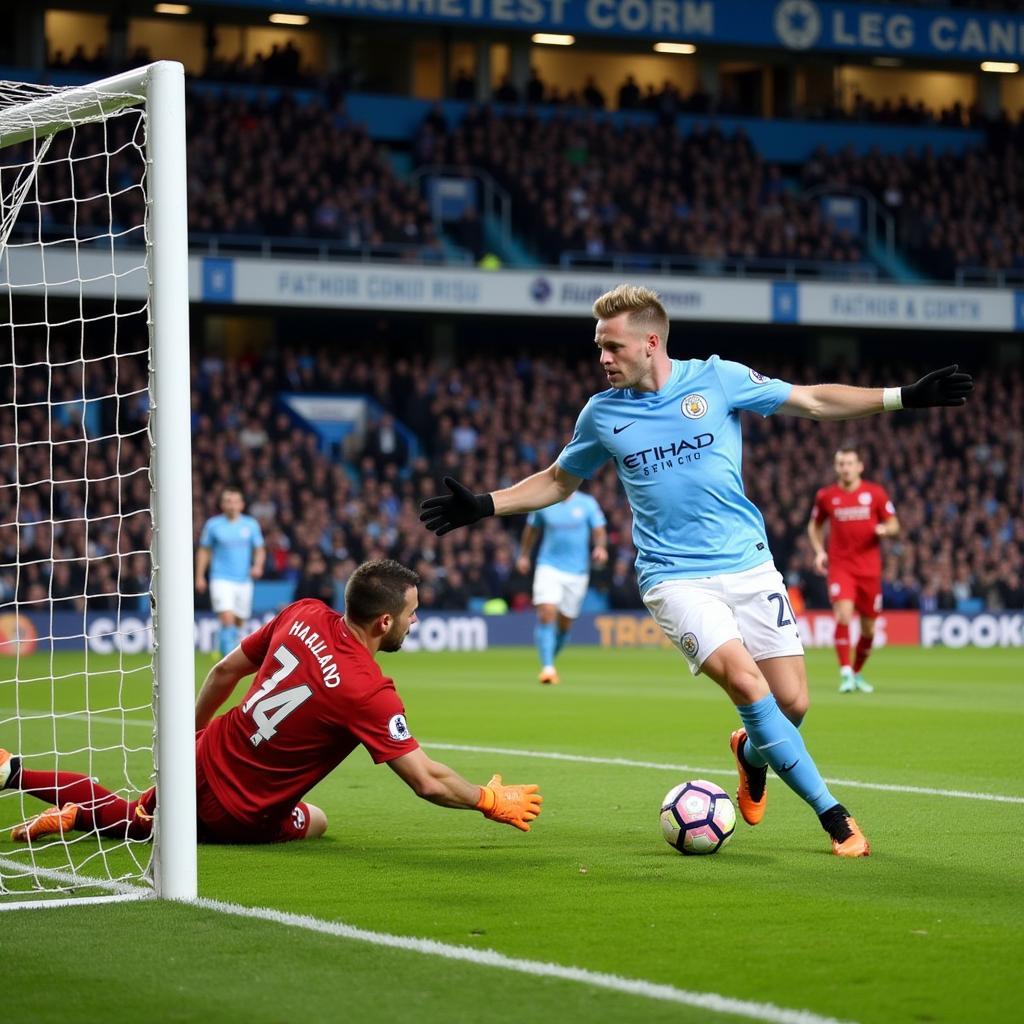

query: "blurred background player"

left=809, top=446, right=900, bottom=694
left=0, top=559, right=542, bottom=843
left=516, top=492, right=608, bottom=685
left=196, top=486, right=266, bottom=658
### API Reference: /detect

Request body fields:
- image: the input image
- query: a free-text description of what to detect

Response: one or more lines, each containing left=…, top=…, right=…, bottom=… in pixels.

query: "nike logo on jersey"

left=613, top=421, right=637, bottom=434
left=778, top=760, right=800, bottom=775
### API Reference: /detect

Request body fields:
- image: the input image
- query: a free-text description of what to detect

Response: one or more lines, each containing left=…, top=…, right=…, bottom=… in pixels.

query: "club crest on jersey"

left=681, top=632, right=699, bottom=657
left=749, top=369, right=770, bottom=383
left=858, top=492, right=873, bottom=505
left=680, top=394, right=708, bottom=419
left=388, top=714, right=413, bottom=741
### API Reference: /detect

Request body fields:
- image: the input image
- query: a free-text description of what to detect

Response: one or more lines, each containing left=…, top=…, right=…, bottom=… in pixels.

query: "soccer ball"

left=660, top=780, right=736, bottom=855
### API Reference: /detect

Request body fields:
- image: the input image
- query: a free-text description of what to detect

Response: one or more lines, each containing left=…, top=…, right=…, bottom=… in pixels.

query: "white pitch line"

left=14, top=710, right=1024, bottom=805
left=0, top=853, right=151, bottom=911
left=425, top=742, right=1024, bottom=806
left=0, top=872, right=857, bottom=1022
left=195, top=897, right=858, bottom=1024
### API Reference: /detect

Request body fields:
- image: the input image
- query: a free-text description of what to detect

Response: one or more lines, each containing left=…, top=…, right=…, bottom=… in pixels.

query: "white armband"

left=882, top=387, right=903, bottom=412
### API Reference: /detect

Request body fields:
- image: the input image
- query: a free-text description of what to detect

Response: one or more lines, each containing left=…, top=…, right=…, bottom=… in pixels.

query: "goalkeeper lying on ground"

left=0, top=559, right=542, bottom=843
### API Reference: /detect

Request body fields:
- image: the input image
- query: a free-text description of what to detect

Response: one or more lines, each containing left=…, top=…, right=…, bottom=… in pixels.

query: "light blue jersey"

left=528, top=493, right=606, bottom=575
left=199, top=514, right=265, bottom=583
left=557, top=357, right=792, bottom=594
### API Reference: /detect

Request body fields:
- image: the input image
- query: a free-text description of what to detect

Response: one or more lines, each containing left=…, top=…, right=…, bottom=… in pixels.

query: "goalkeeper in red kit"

left=1, top=560, right=542, bottom=843
left=808, top=445, right=901, bottom=694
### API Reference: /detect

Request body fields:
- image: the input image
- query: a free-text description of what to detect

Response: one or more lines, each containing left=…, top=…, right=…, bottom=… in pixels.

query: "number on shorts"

left=242, top=644, right=313, bottom=746
left=767, top=592, right=796, bottom=629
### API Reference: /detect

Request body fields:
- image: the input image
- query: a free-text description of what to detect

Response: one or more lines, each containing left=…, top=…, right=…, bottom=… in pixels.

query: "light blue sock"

left=219, top=624, right=239, bottom=656
left=741, top=734, right=769, bottom=769
left=737, top=695, right=836, bottom=815
left=553, top=627, right=570, bottom=657
left=535, top=622, right=557, bottom=667
left=742, top=709, right=805, bottom=769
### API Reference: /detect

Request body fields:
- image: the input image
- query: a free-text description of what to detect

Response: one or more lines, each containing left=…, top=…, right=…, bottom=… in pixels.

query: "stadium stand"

left=7, top=339, right=1018, bottom=615
left=186, top=91, right=444, bottom=261
left=803, top=133, right=1024, bottom=281
left=10, top=70, right=1018, bottom=281
left=415, top=109, right=866, bottom=271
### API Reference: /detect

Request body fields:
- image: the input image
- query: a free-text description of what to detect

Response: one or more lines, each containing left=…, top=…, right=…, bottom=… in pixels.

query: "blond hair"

left=592, top=284, right=669, bottom=342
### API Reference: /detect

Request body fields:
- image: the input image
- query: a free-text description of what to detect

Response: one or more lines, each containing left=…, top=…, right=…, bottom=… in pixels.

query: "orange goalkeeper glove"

left=476, top=774, right=542, bottom=832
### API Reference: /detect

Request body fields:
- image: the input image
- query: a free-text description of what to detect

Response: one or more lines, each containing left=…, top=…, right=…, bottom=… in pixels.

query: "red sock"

left=834, top=623, right=851, bottom=669
left=17, top=768, right=153, bottom=840
left=853, top=635, right=873, bottom=673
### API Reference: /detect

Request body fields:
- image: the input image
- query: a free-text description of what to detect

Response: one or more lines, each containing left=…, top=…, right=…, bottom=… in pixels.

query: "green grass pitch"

left=2, top=645, right=1022, bottom=1023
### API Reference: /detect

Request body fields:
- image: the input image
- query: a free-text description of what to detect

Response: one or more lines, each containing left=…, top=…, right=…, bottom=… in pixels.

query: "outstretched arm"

left=779, top=365, right=973, bottom=421
left=420, top=463, right=581, bottom=536
left=388, top=748, right=542, bottom=831
left=493, top=463, right=580, bottom=515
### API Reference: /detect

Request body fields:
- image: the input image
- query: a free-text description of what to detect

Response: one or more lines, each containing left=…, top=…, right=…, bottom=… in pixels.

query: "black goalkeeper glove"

left=900, top=365, right=974, bottom=409
left=419, top=476, right=495, bottom=536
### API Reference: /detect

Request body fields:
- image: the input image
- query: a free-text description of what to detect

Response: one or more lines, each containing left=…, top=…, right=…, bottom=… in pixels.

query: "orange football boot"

left=828, top=814, right=871, bottom=858
left=538, top=667, right=560, bottom=686
left=730, top=729, right=767, bottom=825
left=11, top=802, right=79, bottom=842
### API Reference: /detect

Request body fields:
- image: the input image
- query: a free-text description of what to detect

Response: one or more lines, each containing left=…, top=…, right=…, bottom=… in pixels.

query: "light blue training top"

left=527, top=492, right=607, bottom=576
left=199, top=514, right=265, bottom=583
left=557, top=357, right=792, bottom=595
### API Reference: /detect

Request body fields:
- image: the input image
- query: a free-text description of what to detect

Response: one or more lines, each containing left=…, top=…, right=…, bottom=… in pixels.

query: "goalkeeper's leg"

left=1, top=750, right=154, bottom=840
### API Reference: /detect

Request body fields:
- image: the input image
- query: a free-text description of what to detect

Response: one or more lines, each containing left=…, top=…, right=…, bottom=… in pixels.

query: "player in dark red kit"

left=808, top=446, right=901, bottom=694
left=1, top=560, right=542, bottom=842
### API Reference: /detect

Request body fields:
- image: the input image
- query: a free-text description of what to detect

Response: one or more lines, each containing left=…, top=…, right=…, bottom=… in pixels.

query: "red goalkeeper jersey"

left=197, top=598, right=419, bottom=825
left=811, top=481, right=896, bottom=578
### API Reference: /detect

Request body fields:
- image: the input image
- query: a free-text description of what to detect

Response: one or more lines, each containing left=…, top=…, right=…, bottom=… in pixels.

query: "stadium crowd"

left=0, top=328, right=152, bottom=616
left=17, top=78, right=1024, bottom=280
left=802, top=135, right=1024, bottom=280
left=185, top=91, right=441, bottom=257
left=459, top=67, right=999, bottom=129
left=186, top=347, right=1024, bottom=615
left=415, top=109, right=865, bottom=268
left=1, top=334, right=1021, bottom=616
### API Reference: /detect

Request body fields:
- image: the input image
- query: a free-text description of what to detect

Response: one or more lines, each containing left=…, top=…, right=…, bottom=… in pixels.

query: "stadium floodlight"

left=531, top=34, right=575, bottom=46
left=980, top=61, right=1019, bottom=73
left=269, top=13, right=310, bottom=25
left=0, top=62, right=196, bottom=908
left=653, top=42, right=697, bottom=54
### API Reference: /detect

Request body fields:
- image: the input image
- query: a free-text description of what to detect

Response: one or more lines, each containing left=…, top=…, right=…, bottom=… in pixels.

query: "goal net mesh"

left=0, top=77, right=156, bottom=902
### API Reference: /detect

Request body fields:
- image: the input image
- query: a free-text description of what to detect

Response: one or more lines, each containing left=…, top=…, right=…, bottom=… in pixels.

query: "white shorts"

left=210, top=578, right=254, bottom=620
left=642, top=561, right=804, bottom=676
left=532, top=564, right=589, bottom=619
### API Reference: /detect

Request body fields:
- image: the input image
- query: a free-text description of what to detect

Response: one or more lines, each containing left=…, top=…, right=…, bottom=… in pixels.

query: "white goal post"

left=0, top=62, right=196, bottom=905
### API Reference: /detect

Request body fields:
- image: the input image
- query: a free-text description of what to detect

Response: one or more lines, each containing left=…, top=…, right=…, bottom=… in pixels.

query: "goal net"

left=0, top=63, right=196, bottom=907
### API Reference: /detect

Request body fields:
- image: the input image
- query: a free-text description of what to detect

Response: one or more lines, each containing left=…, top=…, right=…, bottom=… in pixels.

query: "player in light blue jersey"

left=196, top=487, right=266, bottom=657
left=421, top=284, right=973, bottom=857
left=516, top=492, right=608, bottom=685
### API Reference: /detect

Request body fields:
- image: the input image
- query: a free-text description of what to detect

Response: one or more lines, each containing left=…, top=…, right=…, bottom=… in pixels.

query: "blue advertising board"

left=3, top=610, right=1021, bottom=657
left=189, top=0, right=1024, bottom=62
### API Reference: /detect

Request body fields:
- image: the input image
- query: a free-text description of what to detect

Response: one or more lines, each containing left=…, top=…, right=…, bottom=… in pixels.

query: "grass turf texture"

left=2, top=645, right=1022, bottom=1023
